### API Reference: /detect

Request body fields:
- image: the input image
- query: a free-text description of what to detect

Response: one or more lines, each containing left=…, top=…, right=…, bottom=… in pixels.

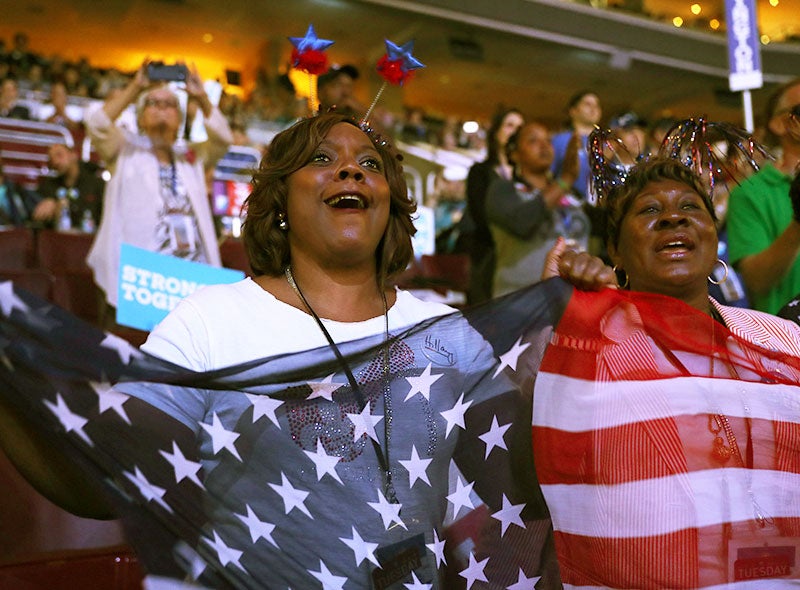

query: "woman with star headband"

left=0, top=111, right=562, bottom=589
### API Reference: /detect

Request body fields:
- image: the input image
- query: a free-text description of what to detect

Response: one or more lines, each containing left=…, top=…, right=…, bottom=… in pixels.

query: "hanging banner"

left=725, top=0, right=763, bottom=91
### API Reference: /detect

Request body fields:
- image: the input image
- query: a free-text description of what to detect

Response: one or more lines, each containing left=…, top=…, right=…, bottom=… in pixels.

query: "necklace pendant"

left=385, top=474, right=400, bottom=507
left=712, top=436, right=732, bottom=464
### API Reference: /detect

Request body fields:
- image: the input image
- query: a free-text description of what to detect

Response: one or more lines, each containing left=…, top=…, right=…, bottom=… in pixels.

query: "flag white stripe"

left=542, top=468, right=800, bottom=537
left=534, top=371, right=800, bottom=431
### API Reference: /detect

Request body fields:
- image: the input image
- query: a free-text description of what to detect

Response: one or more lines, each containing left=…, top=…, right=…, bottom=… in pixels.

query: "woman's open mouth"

left=325, top=194, right=367, bottom=209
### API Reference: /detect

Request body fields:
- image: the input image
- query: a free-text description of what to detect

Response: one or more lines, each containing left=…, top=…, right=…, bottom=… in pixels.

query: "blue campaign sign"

left=117, top=244, right=245, bottom=331
left=725, top=0, right=763, bottom=91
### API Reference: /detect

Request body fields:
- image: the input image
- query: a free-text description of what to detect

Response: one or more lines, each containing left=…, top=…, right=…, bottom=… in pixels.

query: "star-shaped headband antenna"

left=363, top=39, right=425, bottom=124
left=286, top=27, right=425, bottom=123
left=289, top=24, right=335, bottom=115
left=288, top=24, right=334, bottom=60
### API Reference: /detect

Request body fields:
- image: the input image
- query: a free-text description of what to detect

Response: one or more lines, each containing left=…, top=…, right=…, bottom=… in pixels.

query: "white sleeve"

left=141, top=298, right=212, bottom=371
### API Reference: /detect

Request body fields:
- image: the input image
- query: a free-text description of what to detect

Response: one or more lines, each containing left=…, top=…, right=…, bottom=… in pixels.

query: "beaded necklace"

left=284, top=266, right=398, bottom=503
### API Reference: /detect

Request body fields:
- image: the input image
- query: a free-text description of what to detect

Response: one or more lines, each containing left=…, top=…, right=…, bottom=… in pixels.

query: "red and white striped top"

left=533, top=290, right=800, bottom=589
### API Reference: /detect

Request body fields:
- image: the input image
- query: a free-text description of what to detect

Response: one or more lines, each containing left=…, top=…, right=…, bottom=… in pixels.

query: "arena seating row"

left=0, top=227, right=99, bottom=324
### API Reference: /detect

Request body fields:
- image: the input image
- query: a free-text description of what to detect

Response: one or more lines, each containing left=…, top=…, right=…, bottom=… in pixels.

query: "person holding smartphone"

left=85, top=59, right=233, bottom=330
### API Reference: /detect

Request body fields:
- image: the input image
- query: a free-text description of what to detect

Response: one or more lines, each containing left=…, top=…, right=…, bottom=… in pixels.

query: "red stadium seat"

left=36, top=230, right=93, bottom=272
left=37, top=230, right=100, bottom=324
left=0, top=269, right=54, bottom=301
left=0, top=546, right=144, bottom=590
left=419, top=254, right=470, bottom=294
left=219, top=237, right=252, bottom=276
left=0, top=227, right=36, bottom=270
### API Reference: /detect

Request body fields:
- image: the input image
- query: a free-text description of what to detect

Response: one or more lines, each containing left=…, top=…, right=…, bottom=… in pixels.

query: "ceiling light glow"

left=691, top=4, right=701, bottom=15
left=673, top=16, right=684, bottom=27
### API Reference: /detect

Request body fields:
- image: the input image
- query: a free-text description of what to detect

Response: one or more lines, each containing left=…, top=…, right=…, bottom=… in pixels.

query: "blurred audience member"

left=7, top=32, right=39, bottom=77
left=609, top=111, right=650, bottom=163
left=459, top=107, right=524, bottom=305
left=32, top=143, right=104, bottom=231
left=0, top=155, right=39, bottom=226
left=399, top=106, right=430, bottom=144
left=263, top=73, right=305, bottom=123
left=42, top=80, right=84, bottom=142
left=648, top=115, right=679, bottom=151
left=95, top=67, right=129, bottom=99
left=487, top=120, right=589, bottom=296
left=727, top=79, right=800, bottom=314
left=317, top=64, right=364, bottom=116
left=62, top=64, right=82, bottom=96
left=0, top=77, right=31, bottom=119
left=551, top=89, right=602, bottom=199
left=18, top=62, right=47, bottom=94
left=86, top=59, right=231, bottom=320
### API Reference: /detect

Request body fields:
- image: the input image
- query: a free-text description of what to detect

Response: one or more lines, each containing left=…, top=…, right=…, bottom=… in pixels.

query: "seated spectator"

left=18, top=62, right=48, bottom=94
left=32, top=143, right=104, bottom=231
left=0, top=77, right=31, bottom=119
left=0, top=155, right=40, bottom=226
left=399, top=106, right=430, bottom=144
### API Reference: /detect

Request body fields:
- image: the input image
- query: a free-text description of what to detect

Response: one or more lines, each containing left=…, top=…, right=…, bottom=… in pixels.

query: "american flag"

left=534, top=288, right=800, bottom=588
left=9, top=278, right=796, bottom=588
left=0, top=279, right=569, bottom=589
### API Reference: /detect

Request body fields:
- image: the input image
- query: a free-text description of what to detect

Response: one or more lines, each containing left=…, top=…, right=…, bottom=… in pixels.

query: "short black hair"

left=567, top=89, right=597, bottom=110
left=317, top=64, right=359, bottom=89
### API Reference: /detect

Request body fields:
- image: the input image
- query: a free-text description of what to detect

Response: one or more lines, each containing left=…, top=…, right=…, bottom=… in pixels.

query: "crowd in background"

left=1, top=29, right=799, bottom=323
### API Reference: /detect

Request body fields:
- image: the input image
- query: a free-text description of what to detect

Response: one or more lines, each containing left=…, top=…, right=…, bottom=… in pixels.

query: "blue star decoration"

left=288, top=24, right=334, bottom=53
left=384, top=39, right=425, bottom=73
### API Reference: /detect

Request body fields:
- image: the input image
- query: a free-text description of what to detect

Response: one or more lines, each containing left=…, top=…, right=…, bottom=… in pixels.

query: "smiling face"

left=284, top=122, right=391, bottom=270
left=608, top=178, right=718, bottom=306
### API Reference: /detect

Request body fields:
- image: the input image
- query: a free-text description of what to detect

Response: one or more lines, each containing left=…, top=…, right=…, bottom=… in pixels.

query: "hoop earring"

left=708, top=258, right=728, bottom=285
left=277, top=212, right=289, bottom=231
left=612, top=264, right=629, bottom=289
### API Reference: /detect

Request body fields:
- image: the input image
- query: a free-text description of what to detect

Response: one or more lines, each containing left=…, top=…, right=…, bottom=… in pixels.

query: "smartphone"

left=147, top=62, right=188, bottom=82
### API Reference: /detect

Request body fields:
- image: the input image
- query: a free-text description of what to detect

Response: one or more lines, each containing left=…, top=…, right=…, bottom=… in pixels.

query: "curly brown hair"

left=605, top=157, right=717, bottom=250
left=242, top=113, right=416, bottom=287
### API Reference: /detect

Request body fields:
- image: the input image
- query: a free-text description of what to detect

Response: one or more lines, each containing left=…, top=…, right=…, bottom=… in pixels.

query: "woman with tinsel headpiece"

left=536, top=120, right=800, bottom=587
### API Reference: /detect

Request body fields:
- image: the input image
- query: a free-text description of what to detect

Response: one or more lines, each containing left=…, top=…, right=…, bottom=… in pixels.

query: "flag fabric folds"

left=0, top=279, right=568, bottom=589
left=535, top=289, right=800, bottom=589
left=2, top=279, right=800, bottom=589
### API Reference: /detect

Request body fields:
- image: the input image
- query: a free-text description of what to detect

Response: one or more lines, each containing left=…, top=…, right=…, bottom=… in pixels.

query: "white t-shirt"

left=142, top=277, right=455, bottom=371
